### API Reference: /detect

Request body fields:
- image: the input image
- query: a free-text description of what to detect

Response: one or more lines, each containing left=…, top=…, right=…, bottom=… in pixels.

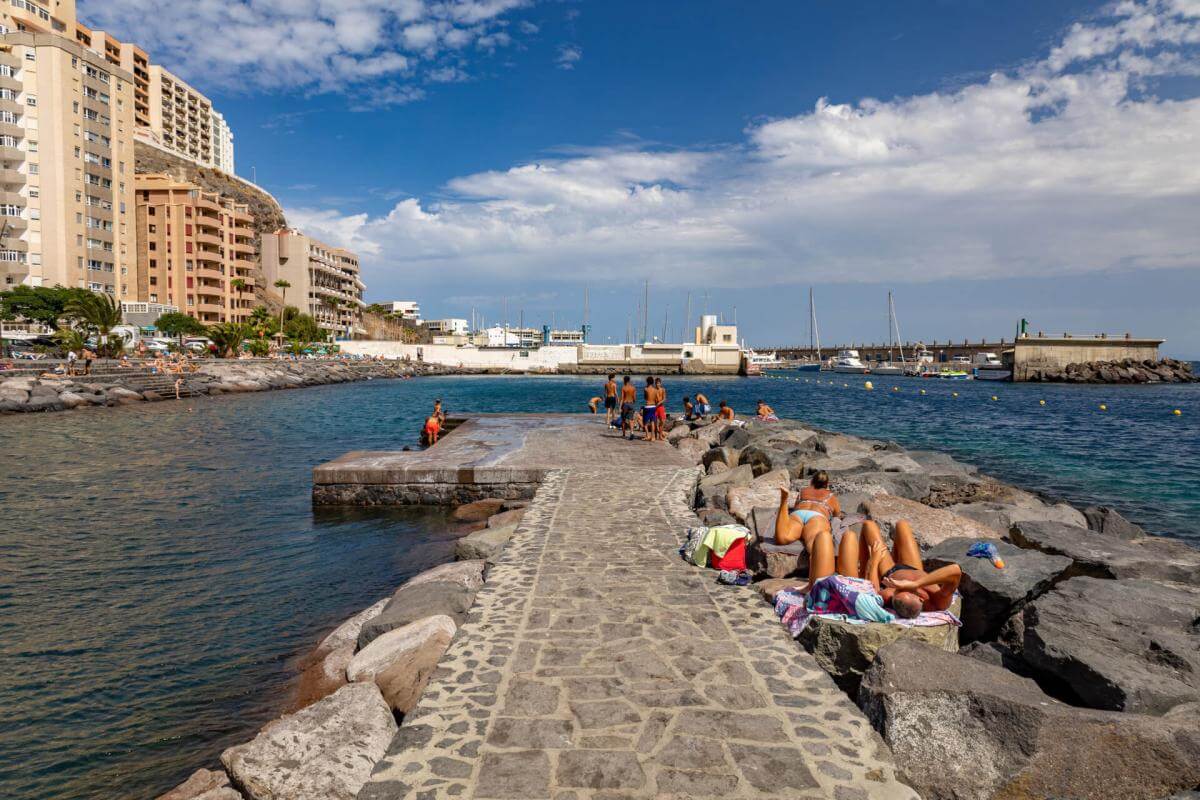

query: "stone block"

left=452, top=498, right=505, bottom=521
left=454, top=522, right=517, bottom=565
left=864, top=494, right=1000, bottom=549
left=358, top=580, right=476, bottom=649
left=1008, top=520, right=1200, bottom=582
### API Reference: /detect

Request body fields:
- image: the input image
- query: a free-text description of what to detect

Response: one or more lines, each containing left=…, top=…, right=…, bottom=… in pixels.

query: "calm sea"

left=0, top=371, right=1197, bottom=800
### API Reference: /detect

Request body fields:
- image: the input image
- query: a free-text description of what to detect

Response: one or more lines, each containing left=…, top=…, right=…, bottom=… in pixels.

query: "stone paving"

left=358, top=440, right=916, bottom=798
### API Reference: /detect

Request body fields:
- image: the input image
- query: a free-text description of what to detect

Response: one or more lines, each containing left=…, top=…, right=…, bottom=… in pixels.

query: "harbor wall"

left=1012, top=337, right=1162, bottom=381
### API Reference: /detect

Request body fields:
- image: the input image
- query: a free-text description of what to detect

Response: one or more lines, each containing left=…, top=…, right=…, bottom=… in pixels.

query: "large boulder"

left=737, top=445, right=806, bottom=479
left=868, top=451, right=926, bottom=473
left=697, top=464, right=753, bottom=508
left=1010, top=576, right=1200, bottom=714
left=859, top=640, right=1200, bottom=800
left=1007, top=520, right=1200, bottom=582
left=1081, top=505, right=1147, bottom=540
left=315, top=598, right=389, bottom=656
left=674, top=437, right=709, bottom=464
left=726, top=469, right=789, bottom=524
left=923, top=537, right=1072, bottom=643
left=108, top=386, right=145, bottom=404
left=798, top=605, right=960, bottom=693
left=701, top=446, right=739, bottom=471
left=904, top=450, right=978, bottom=476
left=864, top=495, right=1001, bottom=549
left=803, top=453, right=875, bottom=477
left=691, top=419, right=734, bottom=447
left=814, top=433, right=875, bottom=455
left=833, top=471, right=931, bottom=502
left=156, top=768, right=241, bottom=800
left=454, top=522, right=517, bottom=565
left=358, top=580, right=477, bottom=649
left=486, top=507, right=526, bottom=529
left=348, top=616, right=457, bottom=714
left=452, top=498, right=505, bottom=522
left=221, top=682, right=396, bottom=800
left=399, top=560, right=486, bottom=594
left=292, top=644, right=354, bottom=709
left=950, top=501, right=1087, bottom=534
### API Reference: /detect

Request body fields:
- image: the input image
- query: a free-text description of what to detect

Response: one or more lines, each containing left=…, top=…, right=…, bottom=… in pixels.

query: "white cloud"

left=77, top=0, right=535, bottom=105
left=556, top=44, right=582, bottom=70
left=287, top=1, right=1200, bottom=292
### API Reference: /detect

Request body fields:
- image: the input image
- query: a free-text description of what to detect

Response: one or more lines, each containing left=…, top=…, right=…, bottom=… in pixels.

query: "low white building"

left=423, top=318, right=469, bottom=335
left=389, top=301, right=421, bottom=322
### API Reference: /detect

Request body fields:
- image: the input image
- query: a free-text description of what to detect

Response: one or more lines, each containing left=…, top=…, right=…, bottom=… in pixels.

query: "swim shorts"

left=656, top=405, right=666, bottom=421
left=642, top=405, right=658, bottom=425
left=605, top=396, right=617, bottom=410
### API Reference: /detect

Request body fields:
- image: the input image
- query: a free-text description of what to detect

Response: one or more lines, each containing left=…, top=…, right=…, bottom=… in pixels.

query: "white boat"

left=747, top=349, right=781, bottom=367
left=833, top=349, right=870, bottom=373
left=871, top=291, right=909, bottom=376
left=972, top=352, right=1012, bottom=381
left=795, top=288, right=824, bottom=372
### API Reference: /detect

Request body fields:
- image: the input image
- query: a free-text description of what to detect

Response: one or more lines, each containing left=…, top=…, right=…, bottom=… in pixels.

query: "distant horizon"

left=80, top=0, right=1200, bottom=357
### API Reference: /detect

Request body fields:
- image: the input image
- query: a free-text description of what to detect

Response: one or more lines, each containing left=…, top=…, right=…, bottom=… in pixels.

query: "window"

left=148, top=224, right=156, bottom=234
left=27, top=140, right=36, bottom=152
left=149, top=276, right=157, bottom=285
left=148, top=241, right=156, bottom=251
left=26, top=96, right=36, bottom=107
left=27, top=163, right=37, bottom=175
left=0, top=111, right=18, bottom=124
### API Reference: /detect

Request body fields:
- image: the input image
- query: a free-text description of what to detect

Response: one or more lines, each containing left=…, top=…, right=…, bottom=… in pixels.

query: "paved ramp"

left=357, top=426, right=914, bottom=799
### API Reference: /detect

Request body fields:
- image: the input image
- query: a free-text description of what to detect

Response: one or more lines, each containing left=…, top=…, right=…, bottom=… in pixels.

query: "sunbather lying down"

left=805, top=519, right=961, bottom=619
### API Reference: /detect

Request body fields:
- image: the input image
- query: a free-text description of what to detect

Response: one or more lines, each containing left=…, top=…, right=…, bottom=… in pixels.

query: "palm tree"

left=273, top=279, right=290, bottom=342
left=64, top=290, right=123, bottom=357
left=207, top=321, right=248, bottom=359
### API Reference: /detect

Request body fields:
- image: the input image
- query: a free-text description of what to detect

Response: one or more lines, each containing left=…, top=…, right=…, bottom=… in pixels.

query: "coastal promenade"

left=353, top=417, right=913, bottom=799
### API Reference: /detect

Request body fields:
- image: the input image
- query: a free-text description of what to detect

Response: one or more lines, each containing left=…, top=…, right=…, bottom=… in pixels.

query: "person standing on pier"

left=654, top=377, right=668, bottom=441
left=642, top=376, right=659, bottom=442
left=604, top=373, right=618, bottom=426
left=620, top=375, right=637, bottom=439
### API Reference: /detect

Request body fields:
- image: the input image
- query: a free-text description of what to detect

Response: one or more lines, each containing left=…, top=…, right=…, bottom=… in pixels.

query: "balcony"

left=0, top=215, right=28, bottom=233
left=194, top=249, right=222, bottom=264
left=195, top=265, right=225, bottom=281
left=0, top=168, right=23, bottom=188
left=0, top=145, right=23, bottom=162
left=195, top=231, right=222, bottom=247
left=0, top=121, right=23, bottom=140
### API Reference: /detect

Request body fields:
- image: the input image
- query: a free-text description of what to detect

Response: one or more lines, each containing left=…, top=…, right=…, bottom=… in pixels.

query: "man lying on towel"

left=801, top=518, right=961, bottom=620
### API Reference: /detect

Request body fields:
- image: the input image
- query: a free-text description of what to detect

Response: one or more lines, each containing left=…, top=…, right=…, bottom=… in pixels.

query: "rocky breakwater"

left=156, top=500, right=527, bottom=800
left=1025, top=356, right=1197, bottom=383
left=667, top=414, right=1200, bottom=799
left=0, top=359, right=445, bottom=416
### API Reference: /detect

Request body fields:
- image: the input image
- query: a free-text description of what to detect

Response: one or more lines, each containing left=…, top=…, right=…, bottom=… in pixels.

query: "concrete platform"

left=313, top=414, right=697, bottom=505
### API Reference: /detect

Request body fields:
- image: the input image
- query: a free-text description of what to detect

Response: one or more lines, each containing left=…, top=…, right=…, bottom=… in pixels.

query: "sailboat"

left=871, top=291, right=907, bottom=376
left=795, top=288, right=822, bottom=372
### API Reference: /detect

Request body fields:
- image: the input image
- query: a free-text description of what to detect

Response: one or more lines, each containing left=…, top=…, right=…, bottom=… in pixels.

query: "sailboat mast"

left=887, top=291, right=894, bottom=361
left=891, top=292, right=906, bottom=364
left=810, top=288, right=822, bottom=361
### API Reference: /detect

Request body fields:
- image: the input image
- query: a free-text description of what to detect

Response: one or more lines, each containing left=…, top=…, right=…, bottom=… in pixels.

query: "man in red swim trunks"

left=423, top=413, right=441, bottom=445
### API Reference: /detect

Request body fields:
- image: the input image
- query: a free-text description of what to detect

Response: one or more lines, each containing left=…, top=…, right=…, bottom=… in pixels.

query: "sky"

left=79, top=0, right=1200, bottom=356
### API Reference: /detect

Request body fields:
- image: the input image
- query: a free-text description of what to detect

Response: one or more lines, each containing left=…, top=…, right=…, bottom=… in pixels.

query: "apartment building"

left=0, top=32, right=137, bottom=295
left=261, top=228, right=365, bottom=339
left=134, top=173, right=255, bottom=324
left=2, top=0, right=234, bottom=173
left=211, top=109, right=234, bottom=175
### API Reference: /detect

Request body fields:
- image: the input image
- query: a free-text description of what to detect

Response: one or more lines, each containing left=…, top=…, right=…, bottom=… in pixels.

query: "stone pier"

left=316, top=416, right=914, bottom=799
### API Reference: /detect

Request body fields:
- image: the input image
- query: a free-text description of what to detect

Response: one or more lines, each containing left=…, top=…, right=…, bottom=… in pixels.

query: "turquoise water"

left=1, top=371, right=1198, bottom=800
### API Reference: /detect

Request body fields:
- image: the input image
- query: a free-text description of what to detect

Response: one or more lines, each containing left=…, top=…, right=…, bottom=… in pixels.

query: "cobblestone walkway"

left=360, top=465, right=916, bottom=799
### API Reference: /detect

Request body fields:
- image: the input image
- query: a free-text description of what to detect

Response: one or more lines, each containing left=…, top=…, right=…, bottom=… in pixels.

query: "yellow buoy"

left=1174, top=409, right=1182, bottom=416
left=991, top=396, right=998, bottom=401
left=919, top=389, right=926, bottom=395
left=1039, top=400, right=1046, bottom=405
left=864, top=381, right=874, bottom=390
left=952, top=392, right=958, bottom=397
left=893, top=386, right=899, bottom=392
left=1100, top=404, right=1107, bottom=411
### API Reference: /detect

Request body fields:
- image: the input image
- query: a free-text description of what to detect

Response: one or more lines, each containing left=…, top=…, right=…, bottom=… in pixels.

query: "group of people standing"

left=591, top=374, right=737, bottom=442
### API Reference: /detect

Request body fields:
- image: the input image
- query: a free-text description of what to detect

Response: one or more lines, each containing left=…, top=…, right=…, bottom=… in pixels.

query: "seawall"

left=0, top=359, right=447, bottom=416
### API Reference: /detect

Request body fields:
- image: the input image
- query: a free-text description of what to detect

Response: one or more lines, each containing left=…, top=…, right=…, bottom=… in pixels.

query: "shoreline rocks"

left=0, top=358, right=455, bottom=416
left=1024, top=356, right=1198, bottom=384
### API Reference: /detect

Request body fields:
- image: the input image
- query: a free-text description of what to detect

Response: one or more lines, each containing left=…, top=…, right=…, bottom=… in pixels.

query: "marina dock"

left=317, top=416, right=913, bottom=799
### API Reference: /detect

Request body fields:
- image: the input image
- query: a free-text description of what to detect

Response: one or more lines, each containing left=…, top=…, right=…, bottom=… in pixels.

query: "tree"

left=284, top=312, right=323, bottom=344
left=0, top=285, right=91, bottom=327
left=273, top=279, right=290, bottom=339
left=52, top=327, right=84, bottom=357
left=246, top=337, right=270, bottom=357
left=64, top=290, right=123, bottom=357
left=155, top=311, right=206, bottom=339
left=207, top=322, right=248, bottom=358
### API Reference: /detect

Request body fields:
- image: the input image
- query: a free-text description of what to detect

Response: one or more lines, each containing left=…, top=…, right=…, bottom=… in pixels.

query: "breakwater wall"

left=0, top=359, right=451, bottom=416
left=672, top=414, right=1200, bottom=799
left=1021, top=357, right=1196, bottom=384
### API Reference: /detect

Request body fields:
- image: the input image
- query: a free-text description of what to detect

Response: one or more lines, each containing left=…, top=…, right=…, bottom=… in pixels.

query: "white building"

left=389, top=301, right=421, bottom=322
left=211, top=110, right=234, bottom=175
left=422, top=318, right=469, bottom=335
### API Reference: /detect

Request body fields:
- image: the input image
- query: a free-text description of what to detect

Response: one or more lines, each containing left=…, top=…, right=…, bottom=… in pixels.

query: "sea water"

left=0, top=371, right=1196, bottom=799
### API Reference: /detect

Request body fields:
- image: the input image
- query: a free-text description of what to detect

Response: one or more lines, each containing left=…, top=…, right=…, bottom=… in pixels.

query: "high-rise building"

left=211, top=109, right=233, bottom=175
left=261, top=228, right=365, bottom=339
left=2, top=0, right=235, bottom=175
left=134, top=173, right=256, bottom=324
left=0, top=32, right=137, bottom=295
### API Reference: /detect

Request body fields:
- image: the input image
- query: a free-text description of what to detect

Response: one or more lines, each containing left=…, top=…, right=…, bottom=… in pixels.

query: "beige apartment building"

left=0, top=31, right=137, bottom=295
left=2, top=0, right=233, bottom=174
left=262, top=229, right=365, bottom=339
left=134, top=173, right=255, bottom=324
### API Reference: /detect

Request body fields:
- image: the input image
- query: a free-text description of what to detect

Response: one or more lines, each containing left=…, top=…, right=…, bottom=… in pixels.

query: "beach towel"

left=773, top=576, right=963, bottom=637
left=681, top=525, right=751, bottom=568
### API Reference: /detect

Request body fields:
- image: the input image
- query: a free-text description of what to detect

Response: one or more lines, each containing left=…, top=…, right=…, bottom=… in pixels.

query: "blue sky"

left=82, top=1, right=1200, bottom=356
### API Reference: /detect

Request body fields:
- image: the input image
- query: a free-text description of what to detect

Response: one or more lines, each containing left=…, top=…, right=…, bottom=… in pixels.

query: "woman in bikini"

left=773, top=471, right=842, bottom=548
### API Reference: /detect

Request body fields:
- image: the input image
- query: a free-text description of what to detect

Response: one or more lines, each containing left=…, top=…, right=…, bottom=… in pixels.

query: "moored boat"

left=833, top=349, right=870, bottom=373
left=972, top=352, right=1012, bottom=381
